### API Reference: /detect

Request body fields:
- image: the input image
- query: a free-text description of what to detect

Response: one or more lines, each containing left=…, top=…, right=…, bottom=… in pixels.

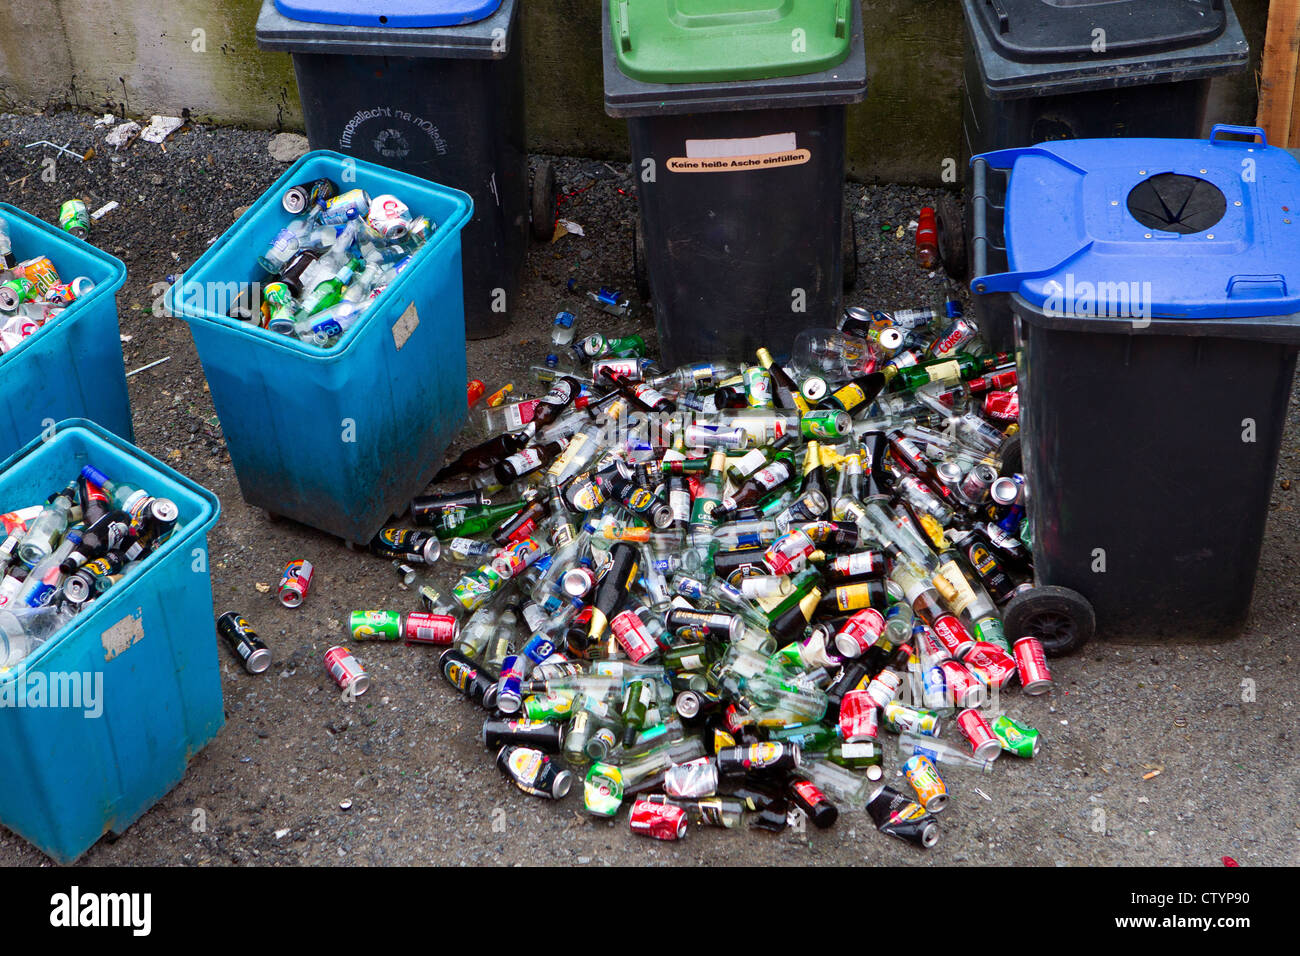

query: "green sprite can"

left=800, top=408, right=852, bottom=441
left=972, top=616, right=1012, bottom=653
left=991, top=714, right=1040, bottom=758
left=348, top=609, right=403, bottom=641
left=743, top=365, right=774, bottom=408
left=523, top=689, right=576, bottom=721
left=583, top=761, right=624, bottom=817
left=0, top=277, right=36, bottom=313
left=59, top=199, right=90, bottom=238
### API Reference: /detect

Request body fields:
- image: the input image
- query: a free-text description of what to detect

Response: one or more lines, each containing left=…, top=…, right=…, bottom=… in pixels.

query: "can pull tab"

left=1226, top=274, right=1288, bottom=298
left=1210, top=125, right=1268, bottom=147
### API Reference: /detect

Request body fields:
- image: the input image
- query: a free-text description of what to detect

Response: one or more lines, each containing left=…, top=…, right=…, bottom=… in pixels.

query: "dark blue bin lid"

left=973, top=127, right=1300, bottom=323
left=272, top=0, right=502, bottom=28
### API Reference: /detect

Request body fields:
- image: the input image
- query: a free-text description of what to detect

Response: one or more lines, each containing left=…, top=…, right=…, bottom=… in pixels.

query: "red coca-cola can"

left=630, top=796, right=689, bottom=840
left=932, top=614, right=974, bottom=658
left=834, top=607, right=885, bottom=658
left=611, top=608, right=657, bottom=662
left=839, top=689, right=880, bottom=742
left=939, top=659, right=985, bottom=709
left=956, top=708, right=1002, bottom=760
left=914, top=623, right=950, bottom=663
left=864, top=669, right=902, bottom=710
left=324, top=645, right=369, bottom=696
left=278, top=558, right=314, bottom=608
left=1013, top=637, right=1053, bottom=695
left=984, top=390, right=1020, bottom=421
left=963, top=641, right=1018, bottom=689
left=404, top=612, right=459, bottom=646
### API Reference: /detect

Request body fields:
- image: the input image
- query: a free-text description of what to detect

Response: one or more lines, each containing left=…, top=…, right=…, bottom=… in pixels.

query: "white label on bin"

left=102, top=608, right=144, bottom=661
left=392, top=302, right=419, bottom=351
left=667, top=133, right=810, bottom=173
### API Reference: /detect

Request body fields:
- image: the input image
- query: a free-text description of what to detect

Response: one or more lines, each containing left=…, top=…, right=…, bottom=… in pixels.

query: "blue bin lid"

left=973, top=126, right=1300, bottom=322
left=272, top=0, right=502, bottom=28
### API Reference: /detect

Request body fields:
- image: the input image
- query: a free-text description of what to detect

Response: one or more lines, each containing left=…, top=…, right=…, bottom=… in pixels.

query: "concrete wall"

left=0, top=1, right=1272, bottom=186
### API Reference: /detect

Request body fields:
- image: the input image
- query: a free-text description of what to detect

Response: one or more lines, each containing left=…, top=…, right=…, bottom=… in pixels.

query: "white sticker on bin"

left=102, top=608, right=144, bottom=662
left=684, top=133, right=797, bottom=158
left=392, top=302, right=419, bottom=351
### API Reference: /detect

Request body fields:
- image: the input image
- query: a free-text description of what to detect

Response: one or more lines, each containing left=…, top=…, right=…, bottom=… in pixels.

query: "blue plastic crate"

left=0, top=204, right=132, bottom=459
left=167, top=151, right=472, bottom=544
left=0, top=419, right=222, bottom=863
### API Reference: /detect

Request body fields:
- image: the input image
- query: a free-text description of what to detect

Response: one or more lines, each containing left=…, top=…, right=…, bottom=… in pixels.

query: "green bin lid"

left=610, top=0, right=854, bottom=84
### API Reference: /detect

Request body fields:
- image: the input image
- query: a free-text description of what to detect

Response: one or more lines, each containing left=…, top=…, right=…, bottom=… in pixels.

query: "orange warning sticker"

left=667, top=149, right=811, bottom=173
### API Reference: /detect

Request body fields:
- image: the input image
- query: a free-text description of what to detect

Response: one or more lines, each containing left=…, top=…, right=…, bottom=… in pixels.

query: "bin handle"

left=972, top=158, right=991, bottom=287
left=1226, top=274, right=1288, bottom=298
left=1210, top=124, right=1267, bottom=147
left=834, top=0, right=850, bottom=38
left=616, top=0, right=632, bottom=52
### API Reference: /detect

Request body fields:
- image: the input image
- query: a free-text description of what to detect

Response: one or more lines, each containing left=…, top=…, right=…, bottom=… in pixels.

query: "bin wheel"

left=264, top=510, right=284, bottom=524
left=632, top=221, right=651, bottom=303
left=998, top=433, right=1022, bottom=477
left=936, top=194, right=967, bottom=281
left=842, top=207, right=858, bottom=291
left=1003, top=585, right=1095, bottom=657
left=530, top=162, right=557, bottom=242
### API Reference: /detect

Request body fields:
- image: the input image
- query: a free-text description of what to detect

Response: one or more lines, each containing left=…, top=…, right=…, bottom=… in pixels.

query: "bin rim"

left=166, top=149, right=473, bottom=365
left=969, top=133, right=1300, bottom=325
left=0, top=203, right=128, bottom=372
left=255, top=0, right=518, bottom=59
left=1008, top=292, right=1300, bottom=344
left=600, top=0, right=868, bottom=118
left=0, top=418, right=220, bottom=681
left=959, top=0, right=1249, bottom=100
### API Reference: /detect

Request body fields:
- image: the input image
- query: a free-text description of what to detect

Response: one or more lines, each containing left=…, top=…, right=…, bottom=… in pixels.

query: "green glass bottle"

left=890, top=352, right=1012, bottom=392
left=431, top=500, right=529, bottom=540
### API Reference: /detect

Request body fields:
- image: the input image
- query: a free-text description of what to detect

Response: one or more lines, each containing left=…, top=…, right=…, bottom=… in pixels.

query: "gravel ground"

left=0, top=110, right=1295, bottom=867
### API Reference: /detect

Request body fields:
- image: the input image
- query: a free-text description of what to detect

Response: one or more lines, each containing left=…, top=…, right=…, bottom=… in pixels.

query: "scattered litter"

left=120, top=334, right=133, bottom=343
left=1142, top=769, right=1162, bottom=781
left=555, top=218, right=585, bottom=238
left=894, top=224, right=905, bottom=239
left=94, top=114, right=116, bottom=128
left=973, top=788, right=992, bottom=802
left=339, top=799, right=353, bottom=811
left=91, top=201, right=119, bottom=221
left=104, top=122, right=142, bottom=149
left=274, top=828, right=290, bottom=840
left=23, top=140, right=88, bottom=162
left=254, top=583, right=271, bottom=594
left=140, top=115, right=185, bottom=144
left=1222, top=856, right=1239, bottom=867
left=125, top=356, right=171, bottom=377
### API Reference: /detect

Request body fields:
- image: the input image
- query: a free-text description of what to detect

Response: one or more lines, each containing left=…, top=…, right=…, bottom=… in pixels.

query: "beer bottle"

left=799, top=441, right=832, bottom=505
left=824, top=372, right=886, bottom=416
left=587, top=542, right=640, bottom=643
left=425, top=500, right=528, bottom=541
left=889, top=352, right=1012, bottom=393
left=531, top=376, right=584, bottom=430
left=434, top=430, right=533, bottom=483
left=756, top=347, right=809, bottom=414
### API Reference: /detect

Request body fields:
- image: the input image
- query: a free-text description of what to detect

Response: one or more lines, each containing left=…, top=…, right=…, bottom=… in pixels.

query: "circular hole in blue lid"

left=1126, top=174, right=1225, bottom=235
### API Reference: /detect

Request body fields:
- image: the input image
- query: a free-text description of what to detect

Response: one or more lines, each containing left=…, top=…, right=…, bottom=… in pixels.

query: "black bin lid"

left=973, top=0, right=1228, bottom=63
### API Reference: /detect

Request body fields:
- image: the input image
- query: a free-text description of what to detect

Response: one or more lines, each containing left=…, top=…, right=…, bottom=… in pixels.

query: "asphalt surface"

left=0, top=110, right=1295, bottom=867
